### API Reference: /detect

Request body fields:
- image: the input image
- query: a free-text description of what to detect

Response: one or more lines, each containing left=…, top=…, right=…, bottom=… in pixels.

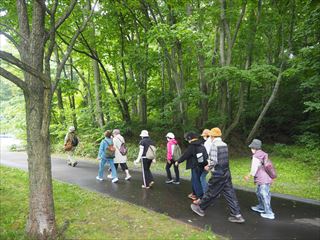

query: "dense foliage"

left=1, top=0, right=319, bottom=150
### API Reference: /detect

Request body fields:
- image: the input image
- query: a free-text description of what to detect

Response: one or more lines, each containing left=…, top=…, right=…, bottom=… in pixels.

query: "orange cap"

left=210, top=127, right=222, bottom=137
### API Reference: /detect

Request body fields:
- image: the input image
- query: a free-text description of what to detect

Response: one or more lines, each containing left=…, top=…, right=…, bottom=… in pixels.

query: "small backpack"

left=118, top=139, right=128, bottom=156
left=146, top=145, right=156, bottom=160
left=105, top=140, right=116, bottom=158
left=195, top=145, right=208, bottom=167
left=172, top=144, right=182, bottom=161
left=72, top=136, right=79, bottom=147
left=262, top=158, right=277, bottom=179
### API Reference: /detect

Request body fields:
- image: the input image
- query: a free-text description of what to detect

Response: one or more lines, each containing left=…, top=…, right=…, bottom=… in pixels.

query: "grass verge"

left=0, top=166, right=217, bottom=240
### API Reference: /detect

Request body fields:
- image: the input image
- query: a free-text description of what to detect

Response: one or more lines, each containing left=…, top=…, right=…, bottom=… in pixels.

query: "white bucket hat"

left=69, top=126, right=75, bottom=132
left=166, top=132, right=175, bottom=139
left=140, top=130, right=149, bottom=137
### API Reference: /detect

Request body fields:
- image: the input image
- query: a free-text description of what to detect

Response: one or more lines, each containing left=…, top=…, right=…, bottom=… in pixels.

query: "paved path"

left=1, top=149, right=319, bottom=240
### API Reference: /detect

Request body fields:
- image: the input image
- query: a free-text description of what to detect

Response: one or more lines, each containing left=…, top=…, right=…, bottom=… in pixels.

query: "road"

left=1, top=139, right=319, bottom=240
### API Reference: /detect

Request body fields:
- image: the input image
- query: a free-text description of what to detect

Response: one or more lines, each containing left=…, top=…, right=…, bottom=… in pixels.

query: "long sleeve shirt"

left=98, top=137, right=113, bottom=160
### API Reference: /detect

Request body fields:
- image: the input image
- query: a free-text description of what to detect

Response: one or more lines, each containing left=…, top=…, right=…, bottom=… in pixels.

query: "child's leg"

left=255, top=185, right=265, bottom=210
left=259, top=184, right=274, bottom=215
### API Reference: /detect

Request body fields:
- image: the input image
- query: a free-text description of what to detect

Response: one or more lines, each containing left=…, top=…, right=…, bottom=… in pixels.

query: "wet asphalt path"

left=1, top=151, right=319, bottom=240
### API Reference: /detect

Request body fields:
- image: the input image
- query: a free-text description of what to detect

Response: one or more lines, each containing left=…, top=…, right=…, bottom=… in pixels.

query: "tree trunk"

left=93, top=55, right=105, bottom=128
left=56, top=87, right=65, bottom=124
left=246, top=64, right=284, bottom=143
left=198, top=45, right=208, bottom=127
left=24, top=85, right=56, bottom=239
left=15, top=1, right=57, bottom=238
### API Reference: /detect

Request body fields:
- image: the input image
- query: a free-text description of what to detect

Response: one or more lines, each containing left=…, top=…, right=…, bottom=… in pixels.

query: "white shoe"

left=107, top=174, right=112, bottom=179
left=125, top=175, right=131, bottom=180
left=260, top=213, right=275, bottom=219
left=112, top=178, right=119, bottom=183
left=96, top=176, right=103, bottom=181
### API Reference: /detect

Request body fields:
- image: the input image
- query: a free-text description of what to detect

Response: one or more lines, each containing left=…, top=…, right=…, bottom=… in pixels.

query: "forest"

left=0, top=0, right=319, bottom=239
left=1, top=0, right=319, bottom=148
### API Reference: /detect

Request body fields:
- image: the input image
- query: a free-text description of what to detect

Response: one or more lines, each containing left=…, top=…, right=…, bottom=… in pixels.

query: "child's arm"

left=244, top=157, right=260, bottom=181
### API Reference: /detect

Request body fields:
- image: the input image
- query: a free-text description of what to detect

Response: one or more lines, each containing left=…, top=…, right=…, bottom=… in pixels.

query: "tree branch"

left=52, top=0, right=97, bottom=92
left=231, top=0, right=247, bottom=48
left=0, top=50, right=50, bottom=85
left=16, top=0, right=30, bottom=39
left=0, top=66, right=27, bottom=91
left=57, top=32, right=96, bottom=59
left=0, top=31, right=20, bottom=50
left=54, top=0, right=77, bottom=31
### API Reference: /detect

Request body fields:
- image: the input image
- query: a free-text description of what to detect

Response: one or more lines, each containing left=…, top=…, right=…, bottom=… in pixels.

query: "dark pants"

left=141, top=158, right=154, bottom=187
left=115, top=163, right=128, bottom=171
left=165, top=160, right=180, bottom=181
left=200, top=170, right=241, bottom=216
left=191, top=167, right=204, bottom=198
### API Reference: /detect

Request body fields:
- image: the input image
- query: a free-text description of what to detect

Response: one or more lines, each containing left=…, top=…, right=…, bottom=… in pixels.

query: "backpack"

left=64, top=140, right=73, bottom=151
left=72, top=136, right=79, bottom=147
left=172, top=144, right=182, bottom=161
left=262, top=158, right=277, bottom=179
left=118, top=139, right=128, bottom=156
left=146, top=145, right=156, bottom=160
left=105, top=140, right=116, bottom=158
left=194, top=145, right=208, bottom=167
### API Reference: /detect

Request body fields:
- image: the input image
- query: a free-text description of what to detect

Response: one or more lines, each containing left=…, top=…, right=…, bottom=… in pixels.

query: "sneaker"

left=173, top=181, right=180, bottom=185
left=96, top=176, right=103, bottom=181
left=111, top=178, right=119, bottom=183
left=193, top=199, right=201, bottom=205
left=260, top=213, right=275, bottom=219
left=107, top=174, right=112, bottom=179
left=141, top=185, right=150, bottom=189
left=190, top=204, right=205, bottom=217
left=251, top=206, right=264, bottom=213
left=149, top=181, right=155, bottom=187
left=72, top=162, right=78, bottom=167
left=188, top=193, right=197, bottom=201
left=125, top=175, right=131, bottom=181
left=165, top=179, right=174, bottom=184
left=228, top=215, right=245, bottom=223
left=67, top=162, right=72, bottom=166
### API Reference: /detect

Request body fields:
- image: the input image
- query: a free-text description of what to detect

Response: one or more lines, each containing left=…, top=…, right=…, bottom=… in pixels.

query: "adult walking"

left=200, top=129, right=212, bottom=192
left=96, top=130, right=118, bottom=183
left=190, top=128, right=245, bottom=223
left=175, top=132, right=207, bottom=202
left=134, top=130, right=156, bottom=189
left=165, top=132, right=180, bottom=184
left=112, top=129, right=131, bottom=180
left=64, top=126, right=79, bottom=167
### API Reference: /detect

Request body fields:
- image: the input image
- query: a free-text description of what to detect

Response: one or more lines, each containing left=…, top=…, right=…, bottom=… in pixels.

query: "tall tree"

left=0, top=0, right=94, bottom=238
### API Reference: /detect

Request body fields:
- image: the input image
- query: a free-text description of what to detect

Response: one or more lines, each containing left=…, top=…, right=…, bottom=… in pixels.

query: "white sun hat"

left=166, top=132, right=175, bottom=139
left=140, top=130, right=149, bottom=137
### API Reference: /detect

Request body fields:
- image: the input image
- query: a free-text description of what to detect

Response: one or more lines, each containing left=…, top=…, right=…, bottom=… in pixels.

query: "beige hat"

left=201, top=129, right=211, bottom=137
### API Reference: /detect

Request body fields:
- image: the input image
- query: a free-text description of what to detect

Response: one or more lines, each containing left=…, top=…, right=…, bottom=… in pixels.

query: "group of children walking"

left=65, top=126, right=275, bottom=223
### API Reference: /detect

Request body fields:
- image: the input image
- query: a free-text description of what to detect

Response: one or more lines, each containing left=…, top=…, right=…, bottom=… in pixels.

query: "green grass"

left=0, top=166, right=217, bottom=240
